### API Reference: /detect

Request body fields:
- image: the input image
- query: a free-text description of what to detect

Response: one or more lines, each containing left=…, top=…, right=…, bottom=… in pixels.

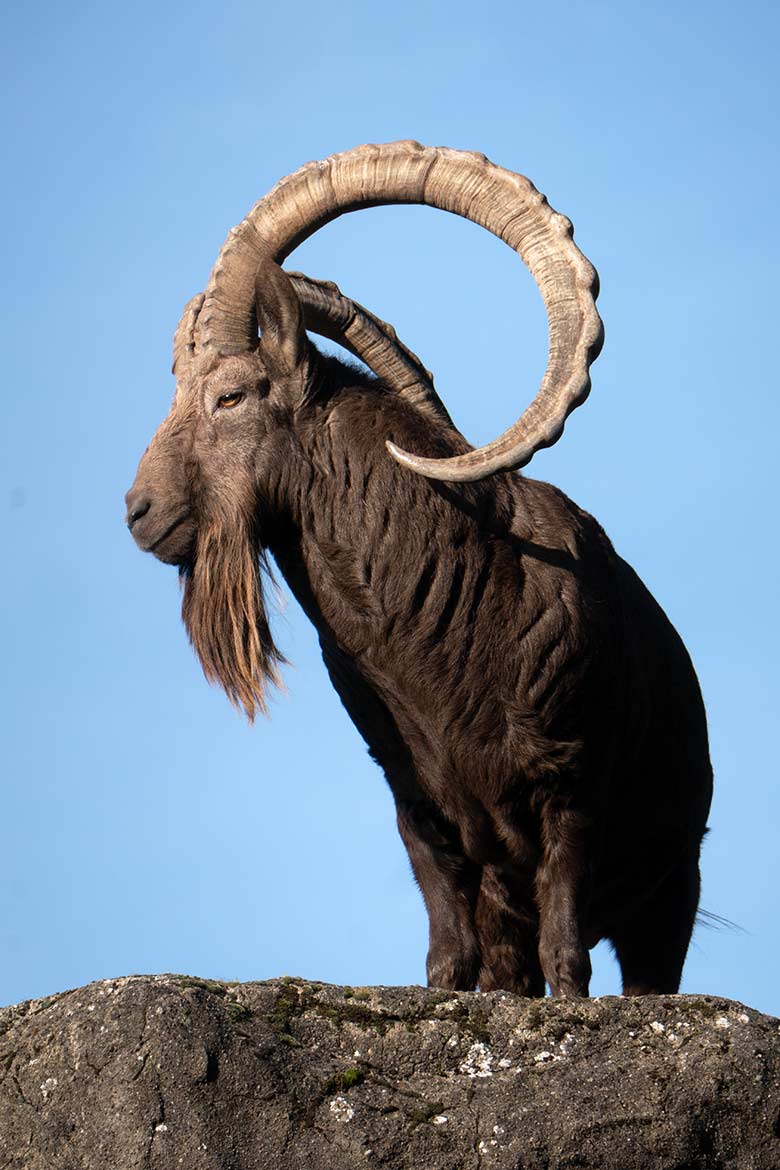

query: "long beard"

left=181, top=516, right=284, bottom=721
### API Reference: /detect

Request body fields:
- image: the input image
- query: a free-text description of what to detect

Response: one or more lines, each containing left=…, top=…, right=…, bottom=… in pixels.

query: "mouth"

left=149, top=511, right=191, bottom=552
left=132, top=509, right=195, bottom=566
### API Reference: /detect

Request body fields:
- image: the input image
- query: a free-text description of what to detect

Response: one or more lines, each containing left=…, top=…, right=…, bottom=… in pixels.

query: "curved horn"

left=286, top=273, right=454, bottom=428
left=197, top=141, right=603, bottom=481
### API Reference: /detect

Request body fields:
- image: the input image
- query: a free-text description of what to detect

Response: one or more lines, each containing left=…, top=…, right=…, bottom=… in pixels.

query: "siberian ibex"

left=126, top=142, right=712, bottom=996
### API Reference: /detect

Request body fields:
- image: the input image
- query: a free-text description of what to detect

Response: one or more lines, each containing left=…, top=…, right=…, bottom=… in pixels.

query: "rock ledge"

left=1, top=975, right=778, bottom=1169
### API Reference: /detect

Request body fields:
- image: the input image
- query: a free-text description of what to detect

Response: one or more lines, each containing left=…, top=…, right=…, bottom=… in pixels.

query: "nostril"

left=126, top=497, right=152, bottom=529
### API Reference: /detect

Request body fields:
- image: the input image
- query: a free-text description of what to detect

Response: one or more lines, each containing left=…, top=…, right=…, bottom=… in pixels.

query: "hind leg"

left=610, top=856, right=700, bottom=995
left=476, top=864, right=545, bottom=995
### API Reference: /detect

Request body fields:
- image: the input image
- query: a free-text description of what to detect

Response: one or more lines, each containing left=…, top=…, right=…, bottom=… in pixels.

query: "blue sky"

left=2, top=0, right=778, bottom=1013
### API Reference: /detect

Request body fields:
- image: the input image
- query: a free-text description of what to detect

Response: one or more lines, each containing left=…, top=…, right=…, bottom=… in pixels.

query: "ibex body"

left=127, top=143, right=712, bottom=996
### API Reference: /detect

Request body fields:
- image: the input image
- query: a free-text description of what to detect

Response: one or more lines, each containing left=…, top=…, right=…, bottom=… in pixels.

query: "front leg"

left=396, top=798, right=482, bottom=990
left=316, top=644, right=481, bottom=988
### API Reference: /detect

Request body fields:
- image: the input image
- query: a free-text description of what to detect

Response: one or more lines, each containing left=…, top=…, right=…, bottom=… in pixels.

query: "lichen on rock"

left=0, top=976, right=778, bottom=1169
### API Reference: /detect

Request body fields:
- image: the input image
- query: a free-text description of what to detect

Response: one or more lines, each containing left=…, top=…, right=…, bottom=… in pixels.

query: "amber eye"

left=216, top=390, right=245, bottom=410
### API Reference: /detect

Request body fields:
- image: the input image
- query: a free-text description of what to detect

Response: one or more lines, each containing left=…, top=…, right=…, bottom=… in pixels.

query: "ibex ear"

left=254, top=251, right=309, bottom=380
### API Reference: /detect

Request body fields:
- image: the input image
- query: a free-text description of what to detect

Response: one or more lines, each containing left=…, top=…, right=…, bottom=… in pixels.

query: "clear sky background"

left=1, top=1, right=778, bottom=1013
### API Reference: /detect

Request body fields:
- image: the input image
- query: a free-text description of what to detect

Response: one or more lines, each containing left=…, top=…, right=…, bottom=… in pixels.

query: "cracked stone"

left=0, top=976, right=778, bottom=1169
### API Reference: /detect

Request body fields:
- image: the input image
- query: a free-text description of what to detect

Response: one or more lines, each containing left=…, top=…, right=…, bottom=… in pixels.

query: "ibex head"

left=124, top=259, right=317, bottom=717
left=126, top=141, right=603, bottom=717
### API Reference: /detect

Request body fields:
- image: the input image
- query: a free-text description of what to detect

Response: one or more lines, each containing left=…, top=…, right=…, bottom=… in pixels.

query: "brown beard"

left=181, top=515, right=284, bottom=721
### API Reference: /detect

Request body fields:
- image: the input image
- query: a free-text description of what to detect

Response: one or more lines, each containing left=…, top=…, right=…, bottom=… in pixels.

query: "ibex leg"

left=476, top=864, right=545, bottom=995
left=535, top=803, right=592, bottom=997
left=396, top=799, right=481, bottom=991
left=611, top=855, right=700, bottom=995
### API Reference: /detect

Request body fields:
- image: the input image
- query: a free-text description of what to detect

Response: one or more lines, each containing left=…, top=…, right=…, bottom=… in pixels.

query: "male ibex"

left=126, top=142, right=712, bottom=996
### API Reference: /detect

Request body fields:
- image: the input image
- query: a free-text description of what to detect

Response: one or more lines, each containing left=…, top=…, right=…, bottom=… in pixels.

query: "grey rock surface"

left=0, top=975, right=778, bottom=1169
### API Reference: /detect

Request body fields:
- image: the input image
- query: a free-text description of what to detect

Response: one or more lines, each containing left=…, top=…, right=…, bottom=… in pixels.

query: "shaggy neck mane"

left=181, top=515, right=283, bottom=721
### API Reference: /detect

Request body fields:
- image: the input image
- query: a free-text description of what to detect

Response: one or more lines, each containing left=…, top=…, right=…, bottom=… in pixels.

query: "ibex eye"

left=217, top=390, right=245, bottom=410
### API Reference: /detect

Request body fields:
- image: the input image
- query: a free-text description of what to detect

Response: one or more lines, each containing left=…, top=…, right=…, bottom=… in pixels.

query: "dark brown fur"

left=127, top=290, right=713, bottom=998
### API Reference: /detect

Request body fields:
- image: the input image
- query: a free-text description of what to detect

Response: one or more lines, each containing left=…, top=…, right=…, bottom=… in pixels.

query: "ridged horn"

left=197, top=141, right=603, bottom=481
left=286, top=273, right=453, bottom=427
